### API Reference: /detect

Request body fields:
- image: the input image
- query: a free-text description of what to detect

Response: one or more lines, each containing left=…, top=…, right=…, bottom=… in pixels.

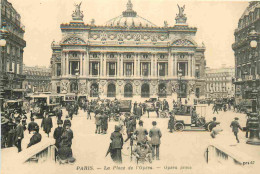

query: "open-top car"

left=173, top=105, right=210, bottom=131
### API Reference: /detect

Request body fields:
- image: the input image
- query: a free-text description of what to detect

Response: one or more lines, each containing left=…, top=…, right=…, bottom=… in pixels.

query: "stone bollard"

left=246, top=112, right=260, bottom=145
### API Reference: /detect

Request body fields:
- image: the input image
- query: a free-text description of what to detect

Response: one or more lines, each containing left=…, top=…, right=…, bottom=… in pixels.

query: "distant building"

left=50, top=0, right=206, bottom=101
left=0, top=0, right=26, bottom=100
left=23, top=65, right=52, bottom=93
left=232, top=1, right=260, bottom=111
left=205, top=65, right=235, bottom=99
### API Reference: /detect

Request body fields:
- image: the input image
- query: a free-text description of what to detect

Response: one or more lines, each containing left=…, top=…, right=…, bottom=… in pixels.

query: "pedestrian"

left=134, top=120, right=148, bottom=144
left=213, top=104, right=218, bottom=114
left=27, top=125, right=42, bottom=148
left=230, top=117, right=243, bottom=143
left=101, top=111, right=109, bottom=134
left=54, top=120, right=64, bottom=148
left=162, top=99, right=169, bottom=111
left=63, top=116, right=72, bottom=128
left=136, top=105, right=142, bottom=120
left=14, top=118, right=24, bottom=152
left=95, top=110, right=102, bottom=134
left=41, top=113, right=53, bottom=137
left=168, top=112, right=175, bottom=133
left=149, top=121, right=162, bottom=160
left=58, top=124, right=75, bottom=164
left=133, top=141, right=152, bottom=164
left=28, top=117, right=39, bottom=134
left=155, top=100, right=161, bottom=118
left=87, top=101, right=91, bottom=120
left=125, top=116, right=134, bottom=142
left=110, top=125, right=124, bottom=163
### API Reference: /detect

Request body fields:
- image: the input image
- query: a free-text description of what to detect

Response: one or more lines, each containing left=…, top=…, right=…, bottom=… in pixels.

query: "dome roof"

left=105, top=0, right=157, bottom=27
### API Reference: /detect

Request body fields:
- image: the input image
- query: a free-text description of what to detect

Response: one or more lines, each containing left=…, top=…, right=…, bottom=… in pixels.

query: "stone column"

left=134, top=54, right=137, bottom=76
left=188, top=54, right=191, bottom=78
left=104, top=53, right=107, bottom=77
left=117, top=53, right=120, bottom=76
left=86, top=51, right=89, bottom=76
left=100, top=53, right=103, bottom=77
left=82, top=52, right=85, bottom=76
left=168, top=52, right=172, bottom=77
left=174, top=53, right=178, bottom=77
left=121, top=54, right=124, bottom=77
left=151, top=54, right=154, bottom=77
left=61, top=51, right=65, bottom=76
left=66, top=52, right=69, bottom=76
left=192, top=54, right=195, bottom=77
left=80, top=52, right=83, bottom=76
left=155, top=55, right=157, bottom=77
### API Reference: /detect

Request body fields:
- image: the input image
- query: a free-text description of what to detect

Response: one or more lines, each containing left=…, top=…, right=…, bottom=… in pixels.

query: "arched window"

left=90, top=83, right=99, bottom=97
left=124, top=84, right=133, bottom=97
left=158, top=83, right=167, bottom=98
left=141, top=84, right=150, bottom=98
left=107, top=83, right=116, bottom=97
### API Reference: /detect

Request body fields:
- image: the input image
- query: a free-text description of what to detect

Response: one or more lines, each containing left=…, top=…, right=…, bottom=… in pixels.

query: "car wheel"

left=207, top=122, right=213, bottom=132
left=174, top=122, right=184, bottom=132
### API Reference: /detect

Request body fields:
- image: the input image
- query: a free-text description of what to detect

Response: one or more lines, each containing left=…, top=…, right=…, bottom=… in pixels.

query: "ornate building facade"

left=232, top=1, right=260, bottom=110
left=205, top=65, right=235, bottom=99
left=51, top=1, right=206, bottom=101
left=23, top=65, right=52, bottom=93
left=0, top=0, right=26, bottom=100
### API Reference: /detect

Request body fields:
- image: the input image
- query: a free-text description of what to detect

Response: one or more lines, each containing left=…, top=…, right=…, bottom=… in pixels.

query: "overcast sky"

left=8, top=0, right=249, bottom=68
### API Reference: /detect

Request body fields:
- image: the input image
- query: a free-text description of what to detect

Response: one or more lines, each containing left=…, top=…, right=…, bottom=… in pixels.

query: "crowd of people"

left=0, top=96, right=253, bottom=165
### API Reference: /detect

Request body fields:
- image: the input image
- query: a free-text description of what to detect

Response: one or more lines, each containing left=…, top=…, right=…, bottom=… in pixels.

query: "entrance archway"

left=158, top=83, right=167, bottom=98
left=124, top=83, right=133, bottom=98
left=107, top=83, right=116, bottom=97
left=141, top=83, right=150, bottom=98
left=90, top=83, right=99, bottom=97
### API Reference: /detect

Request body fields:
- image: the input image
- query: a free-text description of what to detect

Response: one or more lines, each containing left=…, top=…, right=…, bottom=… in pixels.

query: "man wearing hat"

left=95, top=110, right=102, bottom=134
left=230, top=117, right=243, bottom=143
left=28, top=117, right=38, bottom=134
left=41, top=113, right=53, bottom=137
left=134, top=120, right=148, bottom=144
left=149, top=121, right=162, bottom=160
left=63, top=116, right=72, bottom=129
left=101, top=111, right=109, bottom=134
left=27, top=125, right=42, bottom=148
left=109, top=125, right=124, bottom=163
left=54, top=119, right=64, bottom=148
left=14, top=118, right=24, bottom=152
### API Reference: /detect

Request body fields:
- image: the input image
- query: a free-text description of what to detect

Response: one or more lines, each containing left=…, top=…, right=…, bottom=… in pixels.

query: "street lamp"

left=178, top=69, right=183, bottom=103
left=246, top=26, right=260, bottom=145
left=0, top=23, right=8, bottom=112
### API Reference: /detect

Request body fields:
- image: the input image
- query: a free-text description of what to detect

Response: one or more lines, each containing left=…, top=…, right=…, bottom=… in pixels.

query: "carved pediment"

left=172, top=39, right=194, bottom=46
left=63, top=37, right=86, bottom=45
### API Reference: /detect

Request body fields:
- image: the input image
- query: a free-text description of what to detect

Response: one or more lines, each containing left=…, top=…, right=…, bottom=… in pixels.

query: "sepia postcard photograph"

left=0, top=0, right=260, bottom=174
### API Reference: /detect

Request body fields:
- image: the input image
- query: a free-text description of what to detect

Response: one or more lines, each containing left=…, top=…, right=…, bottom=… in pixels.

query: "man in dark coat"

left=41, top=113, right=53, bottom=137
left=136, top=105, right=142, bottom=120
left=101, top=112, right=109, bottom=134
left=162, top=99, right=169, bottom=111
left=58, top=124, right=74, bottom=162
left=149, top=121, right=162, bottom=160
left=134, top=120, right=148, bottom=144
left=64, top=116, right=72, bottom=129
left=54, top=120, right=64, bottom=148
left=155, top=101, right=161, bottom=118
left=27, top=125, right=42, bottom=148
left=14, top=118, right=24, bottom=152
left=168, top=112, right=175, bottom=133
left=28, top=117, right=38, bottom=134
left=230, top=117, right=243, bottom=143
left=110, top=125, right=124, bottom=163
left=7, top=122, right=16, bottom=147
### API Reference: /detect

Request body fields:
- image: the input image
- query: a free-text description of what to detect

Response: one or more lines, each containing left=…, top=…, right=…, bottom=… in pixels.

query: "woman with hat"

left=27, top=125, right=42, bottom=148
left=54, top=119, right=64, bottom=148
left=63, top=116, right=71, bottom=129
left=110, top=125, right=124, bottom=163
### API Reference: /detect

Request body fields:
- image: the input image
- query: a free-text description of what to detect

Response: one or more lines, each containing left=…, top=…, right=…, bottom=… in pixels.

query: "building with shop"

left=205, top=65, right=235, bottom=99
left=23, top=65, right=52, bottom=93
left=51, top=0, right=206, bottom=101
left=232, top=1, right=260, bottom=111
left=0, top=0, right=26, bottom=100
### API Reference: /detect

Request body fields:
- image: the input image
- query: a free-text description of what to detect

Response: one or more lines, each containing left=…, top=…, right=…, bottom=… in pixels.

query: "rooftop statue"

left=175, top=4, right=187, bottom=24
left=72, top=2, right=84, bottom=20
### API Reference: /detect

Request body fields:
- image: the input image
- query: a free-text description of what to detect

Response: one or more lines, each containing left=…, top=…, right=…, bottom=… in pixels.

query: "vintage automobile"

left=174, top=105, right=209, bottom=131
left=31, top=94, right=61, bottom=118
left=118, top=100, right=132, bottom=112
left=4, top=99, right=24, bottom=114
left=144, top=98, right=159, bottom=112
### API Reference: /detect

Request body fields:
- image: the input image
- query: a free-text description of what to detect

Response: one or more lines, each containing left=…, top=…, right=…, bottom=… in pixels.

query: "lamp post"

left=178, top=69, right=183, bottom=103
left=0, top=24, right=8, bottom=112
left=246, top=26, right=260, bottom=145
